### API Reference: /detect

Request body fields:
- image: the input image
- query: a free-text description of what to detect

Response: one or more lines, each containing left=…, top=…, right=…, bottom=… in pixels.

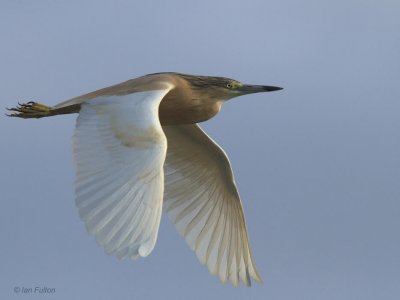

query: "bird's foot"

left=6, top=101, right=51, bottom=118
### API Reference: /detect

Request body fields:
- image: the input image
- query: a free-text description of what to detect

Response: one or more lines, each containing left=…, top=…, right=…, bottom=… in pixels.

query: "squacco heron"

left=8, top=72, right=282, bottom=287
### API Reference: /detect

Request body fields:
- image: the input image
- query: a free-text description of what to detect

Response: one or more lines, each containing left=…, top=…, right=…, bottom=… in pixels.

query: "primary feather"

left=163, top=124, right=262, bottom=286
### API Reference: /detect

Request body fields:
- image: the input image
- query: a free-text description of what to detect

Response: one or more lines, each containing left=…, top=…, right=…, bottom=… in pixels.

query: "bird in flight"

left=7, top=72, right=282, bottom=287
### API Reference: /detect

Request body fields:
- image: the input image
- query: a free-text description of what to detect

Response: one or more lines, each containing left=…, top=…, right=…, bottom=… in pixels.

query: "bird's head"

left=177, top=73, right=283, bottom=101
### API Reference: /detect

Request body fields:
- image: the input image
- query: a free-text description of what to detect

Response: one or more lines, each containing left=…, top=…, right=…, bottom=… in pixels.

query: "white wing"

left=162, top=124, right=262, bottom=287
left=73, top=84, right=173, bottom=260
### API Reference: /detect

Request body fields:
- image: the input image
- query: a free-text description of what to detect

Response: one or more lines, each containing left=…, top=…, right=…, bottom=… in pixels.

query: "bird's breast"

left=158, top=93, right=222, bottom=125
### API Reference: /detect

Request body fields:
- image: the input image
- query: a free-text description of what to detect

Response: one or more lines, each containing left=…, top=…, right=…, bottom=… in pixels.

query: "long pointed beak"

left=239, top=84, right=283, bottom=94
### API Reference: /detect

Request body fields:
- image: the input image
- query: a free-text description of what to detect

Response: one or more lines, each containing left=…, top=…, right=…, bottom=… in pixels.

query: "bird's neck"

left=159, top=95, right=222, bottom=125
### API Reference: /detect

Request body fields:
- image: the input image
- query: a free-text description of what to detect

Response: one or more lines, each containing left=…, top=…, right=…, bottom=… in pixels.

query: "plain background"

left=1, top=1, right=399, bottom=299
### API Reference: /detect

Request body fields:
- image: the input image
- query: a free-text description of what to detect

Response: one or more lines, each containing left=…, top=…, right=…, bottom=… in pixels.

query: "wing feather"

left=163, top=124, right=262, bottom=287
left=73, top=84, right=173, bottom=260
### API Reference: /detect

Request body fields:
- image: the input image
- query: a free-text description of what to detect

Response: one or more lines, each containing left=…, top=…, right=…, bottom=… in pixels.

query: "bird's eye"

left=226, top=83, right=233, bottom=89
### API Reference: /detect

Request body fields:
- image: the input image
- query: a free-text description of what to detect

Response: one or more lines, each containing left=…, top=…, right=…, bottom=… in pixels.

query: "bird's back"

left=52, top=72, right=224, bottom=125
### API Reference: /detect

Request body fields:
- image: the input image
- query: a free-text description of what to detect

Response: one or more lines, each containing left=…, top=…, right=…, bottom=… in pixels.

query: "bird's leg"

left=6, top=101, right=52, bottom=119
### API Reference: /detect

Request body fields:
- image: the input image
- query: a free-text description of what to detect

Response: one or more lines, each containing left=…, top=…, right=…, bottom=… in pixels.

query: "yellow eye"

left=226, top=81, right=242, bottom=89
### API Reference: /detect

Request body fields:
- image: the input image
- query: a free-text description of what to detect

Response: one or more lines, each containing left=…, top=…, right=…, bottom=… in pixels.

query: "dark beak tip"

left=240, top=84, right=283, bottom=93
left=265, top=86, right=283, bottom=92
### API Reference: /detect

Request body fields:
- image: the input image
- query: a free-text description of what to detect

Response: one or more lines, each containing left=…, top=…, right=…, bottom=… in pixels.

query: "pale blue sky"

left=1, top=1, right=400, bottom=299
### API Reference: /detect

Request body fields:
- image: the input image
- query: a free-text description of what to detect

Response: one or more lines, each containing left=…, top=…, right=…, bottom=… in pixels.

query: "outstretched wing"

left=162, top=124, right=262, bottom=287
left=73, top=84, right=173, bottom=260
